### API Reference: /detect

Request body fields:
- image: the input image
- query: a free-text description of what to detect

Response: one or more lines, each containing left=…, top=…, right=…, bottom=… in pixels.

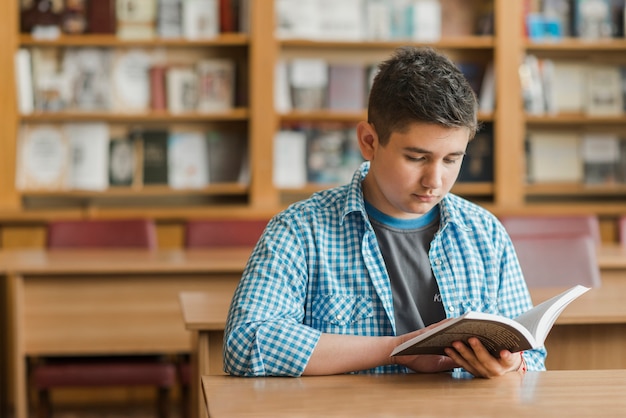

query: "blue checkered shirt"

left=223, top=162, right=547, bottom=376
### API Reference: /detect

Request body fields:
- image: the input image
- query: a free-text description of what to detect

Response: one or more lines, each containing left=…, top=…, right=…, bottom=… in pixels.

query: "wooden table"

left=201, top=370, right=626, bottom=417
left=0, top=248, right=252, bottom=418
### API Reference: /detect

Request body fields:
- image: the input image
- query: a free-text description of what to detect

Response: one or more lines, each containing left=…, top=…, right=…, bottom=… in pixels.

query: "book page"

left=514, top=285, right=590, bottom=345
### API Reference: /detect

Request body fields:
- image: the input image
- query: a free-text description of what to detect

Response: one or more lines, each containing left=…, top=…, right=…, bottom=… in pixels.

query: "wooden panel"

left=21, top=274, right=239, bottom=355
left=1, top=225, right=47, bottom=249
left=156, top=222, right=185, bottom=249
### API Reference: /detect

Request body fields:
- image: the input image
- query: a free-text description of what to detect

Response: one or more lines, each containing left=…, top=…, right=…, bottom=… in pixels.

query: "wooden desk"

left=179, top=291, right=232, bottom=418
left=0, top=248, right=252, bottom=418
left=201, top=370, right=626, bottom=417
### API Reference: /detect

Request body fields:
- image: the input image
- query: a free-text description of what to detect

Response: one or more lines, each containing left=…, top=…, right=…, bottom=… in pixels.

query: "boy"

left=223, top=46, right=546, bottom=378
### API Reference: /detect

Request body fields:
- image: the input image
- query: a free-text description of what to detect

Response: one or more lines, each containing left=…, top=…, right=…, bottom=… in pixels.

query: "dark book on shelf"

left=87, top=0, right=116, bottom=34
left=327, top=63, right=366, bottom=111
left=20, top=0, right=63, bottom=34
left=207, top=131, right=247, bottom=183
left=457, top=124, right=493, bottom=183
left=61, top=0, right=87, bottom=34
left=140, top=130, right=169, bottom=185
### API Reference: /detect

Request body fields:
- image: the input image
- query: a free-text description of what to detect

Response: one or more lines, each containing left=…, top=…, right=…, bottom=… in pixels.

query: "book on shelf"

left=408, top=0, right=442, bottom=42
left=116, top=0, right=157, bottom=39
left=316, top=0, right=364, bottom=40
left=61, top=0, right=88, bottom=34
left=581, top=133, right=621, bottom=185
left=391, top=285, right=590, bottom=357
left=526, top=131, right=583, bottom=183
left=273, top=129, right=307, bottom=188
left=478, top=61, right=495, bottom=113
left=149, top=65, right=168, bottom=110
left=274, top=60, right=292, bottom=113
left=67, top=123, right=110, bottom=191
left=457, top=124, right=493, bottom=183
left=15, top=48, right=34, bottom=115
left=307, top=125, right=362, bottom=184
left=111, top=49, right=152, bottom=112
left=31, top=47, right=67, bottom=112
left=157, top=0, right=183, bottom=38
left=275, top=0, right=321, bottom=40
left=166, top=66, right=198, bottom=114
left=140, top=129, right=169, bottom=185
left=327, top=63, right=366, bottom=112
left=585, top=64, right=623, bottom=116
left=206, top=131, right=247, bottom=183
left=364, top=0, right=392, bottom=40
left=15, top=124, right=71, bottom=191
left=519, top=54, right=546, bottom=115
left=573, top=0, right=613, bottom=39
left=548, top=60, right=587, bottom=114
left=87, top=0, right=116, bottom=34
left=182, top=0, right=219, bottom=39
left=440, top=0, right=481, bottom=37
left=167, top=131, right=209, bottom=189
left=63, top=48, right=112, bottom=111
left=20, top=0, right=63, bottom=37
left=196, top=58, right=236, bottom=112
left=109, top=137, right=136, bottom=187
left=289, top=58, right=328, bottom=111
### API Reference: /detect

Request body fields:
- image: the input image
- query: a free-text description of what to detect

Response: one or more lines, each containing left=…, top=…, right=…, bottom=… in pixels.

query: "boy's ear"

left=356, top=121, right=378, bottom=160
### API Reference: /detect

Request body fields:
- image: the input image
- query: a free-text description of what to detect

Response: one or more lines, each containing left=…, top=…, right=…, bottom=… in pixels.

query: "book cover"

left=109, top=137, right=136, bottom=187
left=408, top=0, right=442, bottom=42
left=457, top=124, right=493, bottom=183
left=392, top=285, right=590, bottom=357
left=140, top=130, right=169, bottom=185
left=206, top=131, right=247, bottom=183
left=526, top=131, right=583, bottom=183
left=61, top=0, right=88, bottom=34
left=166, top=66, right=198, bottom=113
left=364, top=0, right=392, bottom=40
left=585, top=64, right=623, bottom=116
left=157, top=0, right=182, bottom=38
left=273, top=129, right=307, bottom=188
left=167, top=131, right=209, bottom=189
left=196, top=58, right=235, bottom=112
left=289, top=58, right=328, bottom=111
left=110, top=48, right=152, bottom=112
left=87, top=0, right=116, bottom=34
left=63, top=47, right=112, bottom=111
left=581, top=133, right=621, bottom=185
left=31, top=47, right=67, bottom=112
left=116, top=0, right=157, bottom=39
left=574, top=0, right=613, bottom=38
left=67, top=123, right=110, bottom=191
left=182, top=0, right=219, bottom=39
left=307, top=125, right=362, bottom=184
left=316, top=0, right=364, bottom=41
left=15, top=124, right=71, bottom=191
left=327, top=63, right=366, bottom=111
left=550, top=60, right=587, bottom=114
left=149, top=65, right=167, bottom=110
left=275, top=0, right=320, bottom=39
left=15, top=48, right=35, bottom=115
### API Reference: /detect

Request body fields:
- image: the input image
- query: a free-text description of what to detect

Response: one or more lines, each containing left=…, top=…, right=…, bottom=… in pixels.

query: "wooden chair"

left=34, top=219, right=175, bottom=418
left=184, top=218, right=268, bottom=248
left=500, top=215, right=601, bottom=246
left=510, top=234, right=601, bottom=288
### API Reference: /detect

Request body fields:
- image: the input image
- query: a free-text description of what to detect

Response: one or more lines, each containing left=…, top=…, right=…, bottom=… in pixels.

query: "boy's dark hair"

left=368, top=46, right=479, bottom=145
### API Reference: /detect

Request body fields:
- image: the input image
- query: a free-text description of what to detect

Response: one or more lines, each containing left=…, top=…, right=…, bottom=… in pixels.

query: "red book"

left=150, top=66, right=168, bottom=111
left=87, top=0, right=116, bottom=34
left=220, top=0, right=235, bottom=32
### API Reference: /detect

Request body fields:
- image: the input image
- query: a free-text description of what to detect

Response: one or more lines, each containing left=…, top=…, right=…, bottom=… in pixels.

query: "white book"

left=63, top=48, right=112, bottom=111
left=316, top=0, right=365, bottom=41
left=409, top=0, right=442, bottom=42
left=116, top=0, right=158, bottom=39
left=365, top=0, right=392, bottom=40
left=167, top=131, right=209, bottom=189
left=527, top=131, right=583, bottom=183
left=273, top=130, right=307, bottom=188
left=15, top=48, right=34, bottom=115
left=550, top=61, right=587, bottom=113
left=110, top=49, right=152, bottom=112
left=182, top=0, right=219, bottom=39
left=585, top=64, right=623, bottom=116
left=478, top=61, right=495, bottom=113
left=392, top=285, right=590, bottom=357
left=16, top=124, right=71, bottom=191
left=289, top=58, right=328, bottom=110
left=67, top=123, right=110, bottom=191
left=274, top=60, right=292, bottom=113
left=166, top=66, right=198, bottom=114
left=275, top=0, right=320, bottom=39
left=196, top=58, right=235, bottom=112
left=581, top=133, right=621, bottom=184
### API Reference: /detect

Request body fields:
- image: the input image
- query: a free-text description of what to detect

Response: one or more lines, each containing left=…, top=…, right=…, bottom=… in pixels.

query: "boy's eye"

left=406, top=155, right=425, bottom=162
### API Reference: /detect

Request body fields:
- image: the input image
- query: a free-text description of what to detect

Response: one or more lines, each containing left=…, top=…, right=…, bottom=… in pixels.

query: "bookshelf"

left=0, top=0, right=625, bottom=247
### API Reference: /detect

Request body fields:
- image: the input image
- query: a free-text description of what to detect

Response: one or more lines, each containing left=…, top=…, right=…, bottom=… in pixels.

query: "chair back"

left=500, top=215, right=601, bottom=246
left=47, top=219, right=158, bottom=249
left=184, top=219, right=268, bottom=248
left=510, top=234, right=601, bottom=288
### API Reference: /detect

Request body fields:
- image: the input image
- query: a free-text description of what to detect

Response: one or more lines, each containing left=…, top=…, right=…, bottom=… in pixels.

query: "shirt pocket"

left=311, top=294, right=374, bottom=327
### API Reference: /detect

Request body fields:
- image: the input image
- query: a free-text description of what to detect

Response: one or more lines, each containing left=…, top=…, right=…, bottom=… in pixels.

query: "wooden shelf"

left=526, top=183, right=626, bottom=197
left=526, top=113, right=626, bottom=125
left=280, top=36, right=495, bottom=50
left=280, top=111, right=494, bottom=123
left=525, top=38, right=626, bottom=51
left=19, top=33, right=250, bottom=47
left=20, top=108, right=250, bottom=123
left=20, top=183, right=249, bottom=198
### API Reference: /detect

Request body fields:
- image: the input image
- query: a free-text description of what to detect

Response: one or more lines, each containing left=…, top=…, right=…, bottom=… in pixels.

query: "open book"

left=391, top=285, right=590, bottom=357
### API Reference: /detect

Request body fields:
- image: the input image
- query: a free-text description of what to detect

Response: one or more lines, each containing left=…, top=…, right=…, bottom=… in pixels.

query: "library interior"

left=2, top=0, right=626, bottom=417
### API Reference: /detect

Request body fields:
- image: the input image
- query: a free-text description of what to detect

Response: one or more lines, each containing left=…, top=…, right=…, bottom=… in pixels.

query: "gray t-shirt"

left=365, top=202, right=446, bottom=334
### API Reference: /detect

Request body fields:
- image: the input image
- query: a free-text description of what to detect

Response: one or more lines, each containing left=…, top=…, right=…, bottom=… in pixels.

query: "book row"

left=276, top=0, right=493, bottom=42
left=526, top=131, right=626, bottom=185
left=520, top=54, right=626, bottom=116
left=15, top=47, right=236, bottom=115
left=16, top=123, right=248, bottom=192
left=524, top=0, right=626, bottom=41
left=20, top=0, right=248, bottom=40
left=275, top=58, right=495, bottom=114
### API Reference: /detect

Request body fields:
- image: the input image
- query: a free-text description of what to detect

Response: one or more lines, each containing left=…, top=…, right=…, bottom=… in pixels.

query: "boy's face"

left=357, top=121, right=469, bottom=219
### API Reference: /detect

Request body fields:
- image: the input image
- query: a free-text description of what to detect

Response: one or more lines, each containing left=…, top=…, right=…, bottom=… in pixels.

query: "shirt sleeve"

left=223, top=218, right=322, bottom=376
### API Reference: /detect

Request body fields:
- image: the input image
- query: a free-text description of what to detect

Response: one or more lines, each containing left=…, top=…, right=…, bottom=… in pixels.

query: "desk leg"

left=8, top=273, right=27, bottom=418
left=195, top=331, right=225, bottom=418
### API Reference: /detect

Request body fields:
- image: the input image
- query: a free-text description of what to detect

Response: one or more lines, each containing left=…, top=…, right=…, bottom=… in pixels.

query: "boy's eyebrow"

left=404, top=146, right=466, bottom=156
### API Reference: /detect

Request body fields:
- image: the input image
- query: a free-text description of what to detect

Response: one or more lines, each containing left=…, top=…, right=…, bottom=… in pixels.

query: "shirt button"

left=449, top=306, right=455, bottom=312
left=336, top=315, right=343, bottom=320
left=434, top=259, right=442, bottom=266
